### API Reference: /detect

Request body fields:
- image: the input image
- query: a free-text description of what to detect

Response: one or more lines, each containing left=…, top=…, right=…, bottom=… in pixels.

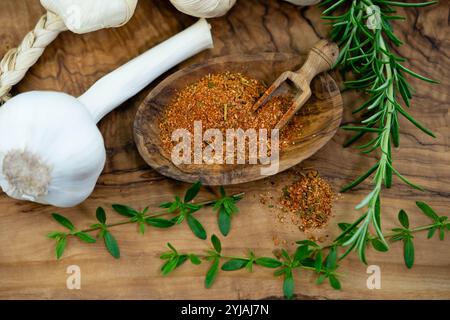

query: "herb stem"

left=322, top=221, right=448, bottom=251
left=79, top=192, right=245, bottom=234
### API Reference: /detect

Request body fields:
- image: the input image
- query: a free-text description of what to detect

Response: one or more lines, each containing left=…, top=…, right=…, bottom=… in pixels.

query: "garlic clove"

left=40, top=0, right=138, bottom=34
left=282, top=0, right=321, bottom=5
left=169, top=0, right=237, bottom=18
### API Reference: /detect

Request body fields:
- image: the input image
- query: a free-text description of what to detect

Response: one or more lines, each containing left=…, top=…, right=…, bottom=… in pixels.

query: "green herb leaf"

left=138, top=222, right=146, bottom=235
left=161, top=257, right=179, bottom=275
left=104, top=231, right=120, bottom=259
left=48, top=231, right=64, bottom=239
left=189, top=254, right=202, bottom=265
left=176, top=255, right=188, bottom=268
left=187, top=214, right=207, bottom=240
left=296, top=240, right=320, bottom=248
left=75, top=232, right=96, bottom=244
left=218, top=207, right=231, bottom=236
left=55, top=236, right=67, bottom=259
left=427, top=227, right=437, bottom=239
left=398, top=210, right=409, bottom=229
left=316, top=274, right=326, bottom=285
left=205, top=258, right=220, bottom=288
left=255, top=257, right=282, bottom=268
left=145, top=217, right=175, bottom=228
left=184, top=181, right=202, bottom=203
left=211, top=234, right=222, bottom=253
left=283, top=269, right=295, bottom=300
left=52, top=213, right=75, bottom=231
left=294, top=245, right=310, bottom=262
left=221, top=259, right=248, bottom=271
left=403, top=237, right=414, bottom=269
left=329, top=275, right=341, bottom=290
left=416, top=201, right=439, bottom=222
left=371, top=239, right=389, bottom=252
left=96, top=207, right=106, bottom=224
left=439, top=227, right=445, bottom=241
left=325, top=247, right=337, bottom=270
left=167, top=243, right=177, bottom=254
left=112, top=204, right=138, bottom=218
left=314, top=251, right=323, bottom=272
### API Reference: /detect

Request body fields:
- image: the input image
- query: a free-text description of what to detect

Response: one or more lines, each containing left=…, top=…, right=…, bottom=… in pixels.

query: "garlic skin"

left=40, top=0, right=138, bottom=34
left=169, top=0, right=236, bottom=18
left=0, top=92, right=105, bottom=207
left=0, top=19, right=213, bottom=208
left=282, top=0, right=321, bottom=5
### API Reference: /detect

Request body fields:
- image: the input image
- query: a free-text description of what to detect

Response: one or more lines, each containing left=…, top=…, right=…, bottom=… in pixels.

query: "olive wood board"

left=0, top=0, right=448, bottom=300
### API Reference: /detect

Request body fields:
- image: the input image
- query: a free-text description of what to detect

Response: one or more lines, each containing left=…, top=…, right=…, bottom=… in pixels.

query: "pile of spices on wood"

left=159, top=72, right=306, bottom=158
left=279, top=170, right=334, bottom=231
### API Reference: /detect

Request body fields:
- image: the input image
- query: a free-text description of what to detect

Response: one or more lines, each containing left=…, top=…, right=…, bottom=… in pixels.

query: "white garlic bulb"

left=0, top=19, right=213, bottom=207
left=169, top=0, right=237, bottom=18
left=0, top=92, right=106, bottom=207
left=40, top=0, right=138, bottom=33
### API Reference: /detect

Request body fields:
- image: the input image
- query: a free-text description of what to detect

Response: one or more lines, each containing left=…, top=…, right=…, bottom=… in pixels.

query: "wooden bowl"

left=134, top=53, right=343, bottom=185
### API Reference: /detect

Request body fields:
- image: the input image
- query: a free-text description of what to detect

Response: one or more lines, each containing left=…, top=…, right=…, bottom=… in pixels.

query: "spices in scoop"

left=279, top=170, right=334, bottom=231
left=159, top=72, right=307, bottom=160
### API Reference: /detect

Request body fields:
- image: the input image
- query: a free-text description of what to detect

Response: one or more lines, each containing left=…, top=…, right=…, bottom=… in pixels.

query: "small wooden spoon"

left=134, top=52, right=343, bottom=185
left=252, top=40, right=339, bottom=129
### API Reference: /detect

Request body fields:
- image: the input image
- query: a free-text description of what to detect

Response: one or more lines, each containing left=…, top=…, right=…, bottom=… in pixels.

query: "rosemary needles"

left=321, top=0, right=439, bottom=262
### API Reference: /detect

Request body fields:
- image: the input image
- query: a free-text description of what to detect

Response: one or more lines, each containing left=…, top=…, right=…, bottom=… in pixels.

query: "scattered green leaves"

left=47, top=182, right=245, bottom=259
left=213, top=186, right=242, bottom=236
left=161, top=201, right=447, bottom=299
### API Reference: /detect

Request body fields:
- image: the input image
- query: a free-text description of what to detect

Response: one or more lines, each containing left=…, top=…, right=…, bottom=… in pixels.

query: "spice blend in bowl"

left=159, top=72, right=307, bottom=159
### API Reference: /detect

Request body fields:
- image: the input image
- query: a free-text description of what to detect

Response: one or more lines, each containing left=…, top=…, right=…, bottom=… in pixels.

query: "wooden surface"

left=0, top=0, right=449, bottom=300
left=134, top=53, right=342, bottom=185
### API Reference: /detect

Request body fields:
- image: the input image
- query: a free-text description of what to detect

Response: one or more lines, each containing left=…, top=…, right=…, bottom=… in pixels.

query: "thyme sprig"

left=161, top=202, right=449, bottom=299
left=321, top=0, right=439, bottom=262
left=48, top=182, right=244, bottom=259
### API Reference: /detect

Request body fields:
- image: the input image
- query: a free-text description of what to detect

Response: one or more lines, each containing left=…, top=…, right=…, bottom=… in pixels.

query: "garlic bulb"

left=41, top=0, right=138, bottom=33
left=0, top=92, right=106, bottom=207
left=282, top=0, right=321, bottom=5
left=0, top=19, right=213, bottom=207
left=169, top=0, right=236, bottom=18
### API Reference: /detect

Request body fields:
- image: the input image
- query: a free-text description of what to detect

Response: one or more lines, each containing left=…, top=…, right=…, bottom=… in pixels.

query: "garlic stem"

left=78, top=18, right=214, bottom=123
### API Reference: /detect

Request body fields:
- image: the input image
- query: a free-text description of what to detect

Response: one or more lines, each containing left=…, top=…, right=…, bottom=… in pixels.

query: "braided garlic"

left=0, top=0, right=138, bottom=103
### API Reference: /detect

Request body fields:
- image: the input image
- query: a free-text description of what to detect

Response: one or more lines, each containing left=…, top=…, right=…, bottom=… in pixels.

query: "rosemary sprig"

left=161, top=202, right=449, bottom=299
left=48, top=182, right=244, bottom=259
left=321, top=0, right=439, bottom=261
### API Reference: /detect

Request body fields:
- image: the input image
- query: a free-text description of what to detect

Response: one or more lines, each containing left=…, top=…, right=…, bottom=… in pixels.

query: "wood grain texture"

left=0, top=0, right=449, bottom=300
left=134, top=52, right=342, bottom=185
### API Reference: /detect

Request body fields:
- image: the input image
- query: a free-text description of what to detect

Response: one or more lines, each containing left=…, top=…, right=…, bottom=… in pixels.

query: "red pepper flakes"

left=279, top=170, right=334, bottom=231
left=159, top=72, right=306, bottom=158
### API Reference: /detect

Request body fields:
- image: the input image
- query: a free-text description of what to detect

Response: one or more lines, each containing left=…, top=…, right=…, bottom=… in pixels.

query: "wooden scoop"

left=134, top=52, right=343, bottom=186
left=252, top=40, right=339, bottom=129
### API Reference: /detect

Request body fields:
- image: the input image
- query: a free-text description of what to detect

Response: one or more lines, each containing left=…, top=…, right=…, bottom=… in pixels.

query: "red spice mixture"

left=279, top=170, right=334, bottom=231
left=159, top=72, right=306, bottom=158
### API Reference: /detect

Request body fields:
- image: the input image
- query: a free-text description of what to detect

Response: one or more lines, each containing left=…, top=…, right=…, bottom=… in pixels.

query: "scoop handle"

left=294, top=40, right=339, bottom=85
left=78, top=19, right=214, bottom=123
